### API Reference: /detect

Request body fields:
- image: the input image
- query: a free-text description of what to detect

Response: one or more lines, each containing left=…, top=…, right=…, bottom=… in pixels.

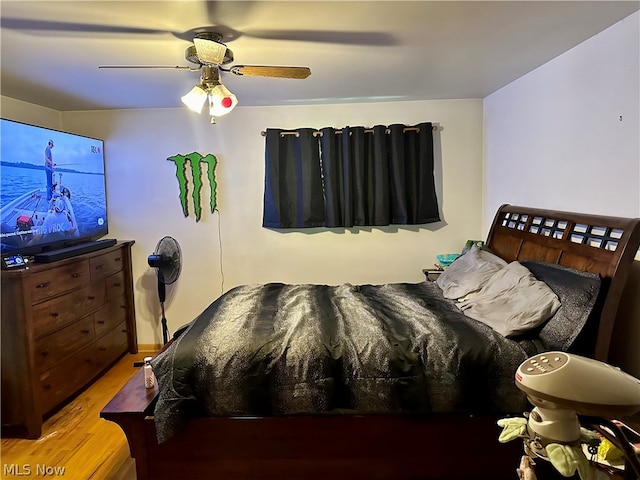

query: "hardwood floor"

left=1, top=352, right=150, bottom=480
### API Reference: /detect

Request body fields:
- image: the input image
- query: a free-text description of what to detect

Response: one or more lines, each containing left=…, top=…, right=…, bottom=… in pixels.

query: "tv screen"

left=1, top=119, right=109, bottom=256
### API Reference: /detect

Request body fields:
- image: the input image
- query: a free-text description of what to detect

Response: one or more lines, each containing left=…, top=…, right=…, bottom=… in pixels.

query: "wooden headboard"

left=486, top=204, right=640, bottom=363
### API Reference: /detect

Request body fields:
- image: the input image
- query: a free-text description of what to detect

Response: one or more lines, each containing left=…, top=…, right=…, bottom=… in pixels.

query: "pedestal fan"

left=147, top=236, right=182, bottom=344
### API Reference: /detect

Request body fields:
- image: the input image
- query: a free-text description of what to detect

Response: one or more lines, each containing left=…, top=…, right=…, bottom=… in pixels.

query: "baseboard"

left=137, top=344, right=163, bottom=353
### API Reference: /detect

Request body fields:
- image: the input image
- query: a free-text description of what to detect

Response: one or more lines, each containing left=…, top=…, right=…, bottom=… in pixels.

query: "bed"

left=101, top=204, right=640, bottom=480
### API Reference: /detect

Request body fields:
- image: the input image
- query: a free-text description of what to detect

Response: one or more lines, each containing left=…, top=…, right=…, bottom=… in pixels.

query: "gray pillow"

left=457, top=261, right=561, bottom=338
left=435, top=244, right=507, bottom=299
left=521, top=261, right=602, bottom=352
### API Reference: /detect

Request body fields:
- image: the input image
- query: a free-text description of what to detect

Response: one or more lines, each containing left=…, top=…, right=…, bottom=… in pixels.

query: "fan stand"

left=148, top=236, right=182, bottom=346
left=157, top=273, right=169, bottom=345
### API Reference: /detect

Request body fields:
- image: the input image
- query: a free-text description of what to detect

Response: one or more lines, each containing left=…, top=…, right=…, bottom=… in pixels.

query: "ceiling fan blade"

left=229, top=65, right=311, bottom=79
left=193, top=37, right=228, bottom=65
left=203, top=0, right=396, bottom=46
left=0, top=17, right=171, bottom=36
left=98, top=65, right=198, bottom=71
left=204, top=1, right=257, bottom=33
left=243, top=29, right=398, bottom=47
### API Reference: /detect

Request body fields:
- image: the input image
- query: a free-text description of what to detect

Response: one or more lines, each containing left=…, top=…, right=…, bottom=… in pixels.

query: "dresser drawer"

left=94, top=296, right=127, bottom=337
left=106, top=270, right=126, bottom=301
left=26, top=261, right=91, bottom=304
left=38, top=344, right=96, bottom=415
left=90, top=249, right=124, bottom=282
left=95, top=321, right=129, bottom=370
left=35, top=315, right=95, bottom=373
left=32, top=283, right=106, bottom=338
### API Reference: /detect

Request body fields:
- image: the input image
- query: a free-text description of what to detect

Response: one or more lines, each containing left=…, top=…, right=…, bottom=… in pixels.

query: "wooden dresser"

left=1, top=241, right=137, bottom=438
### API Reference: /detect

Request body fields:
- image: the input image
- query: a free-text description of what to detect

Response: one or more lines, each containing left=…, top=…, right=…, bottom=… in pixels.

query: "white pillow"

left=435, top=244, right=507, bottom=300
left=457, top=261, right=561, bottom=338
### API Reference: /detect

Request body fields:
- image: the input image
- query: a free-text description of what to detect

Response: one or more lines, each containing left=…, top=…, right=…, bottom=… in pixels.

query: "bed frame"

left=102, top=205, right=640, bottom=480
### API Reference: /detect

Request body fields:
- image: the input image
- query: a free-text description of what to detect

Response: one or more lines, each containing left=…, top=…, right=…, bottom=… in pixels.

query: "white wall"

left=1, top=97, right=63, bottom=129
left=484, top=11, right=640, bottom=375
left=2, top=97, right=484, bottom=346
left=483, top=11, right=639, bottom=225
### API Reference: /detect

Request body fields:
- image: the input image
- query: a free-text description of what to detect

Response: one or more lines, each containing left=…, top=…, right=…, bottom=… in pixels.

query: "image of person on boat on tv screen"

left=44, top=139, right=56, bottom=200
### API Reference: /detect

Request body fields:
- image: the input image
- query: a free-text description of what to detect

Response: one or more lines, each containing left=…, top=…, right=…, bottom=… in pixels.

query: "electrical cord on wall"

left=215, top=208, right=225, bottom=296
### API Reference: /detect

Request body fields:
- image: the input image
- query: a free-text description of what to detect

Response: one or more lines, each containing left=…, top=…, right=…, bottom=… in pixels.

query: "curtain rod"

left=260, top=125, right=438, bottom=137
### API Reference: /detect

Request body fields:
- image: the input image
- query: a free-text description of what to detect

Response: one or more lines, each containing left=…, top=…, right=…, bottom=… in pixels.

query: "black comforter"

left=151, top=281, right=540, bottom=442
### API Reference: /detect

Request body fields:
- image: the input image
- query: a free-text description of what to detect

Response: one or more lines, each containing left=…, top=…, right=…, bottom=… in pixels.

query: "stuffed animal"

left=498, top=417, right=602, bottom=480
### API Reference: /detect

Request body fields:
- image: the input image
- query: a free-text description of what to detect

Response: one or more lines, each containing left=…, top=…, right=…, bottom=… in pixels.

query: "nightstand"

left=422, top=268, right=443, bottom=282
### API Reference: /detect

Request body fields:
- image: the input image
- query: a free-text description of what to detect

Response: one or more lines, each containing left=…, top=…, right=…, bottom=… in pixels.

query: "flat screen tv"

left=0, top=118, right=109, bottom=258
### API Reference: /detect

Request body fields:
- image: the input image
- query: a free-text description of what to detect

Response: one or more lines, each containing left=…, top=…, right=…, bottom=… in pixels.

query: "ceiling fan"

left=100, top=31, right=311, bottom=79
left=98, top=31, right=311, bottom=121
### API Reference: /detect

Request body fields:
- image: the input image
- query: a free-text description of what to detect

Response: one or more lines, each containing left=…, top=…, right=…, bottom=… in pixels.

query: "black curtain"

left=262, top=128, right=325, bottom=228
left=263, top=122, right=440, bottom=228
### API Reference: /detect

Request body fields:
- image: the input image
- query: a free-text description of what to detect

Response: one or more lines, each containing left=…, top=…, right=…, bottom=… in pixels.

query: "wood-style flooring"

left=1, top=352, right=150, bottom=480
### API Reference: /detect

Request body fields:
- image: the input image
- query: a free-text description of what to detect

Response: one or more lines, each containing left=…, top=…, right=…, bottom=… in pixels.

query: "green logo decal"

left=167, top=152, right=218, bottom=222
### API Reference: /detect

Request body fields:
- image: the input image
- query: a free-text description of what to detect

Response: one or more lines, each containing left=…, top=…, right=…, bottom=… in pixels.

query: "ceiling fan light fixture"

left=181, top=85, right=208, bottom=114
left=208, top=84, right=238, bottom=117
left=193, top=36, right=229, bottom=65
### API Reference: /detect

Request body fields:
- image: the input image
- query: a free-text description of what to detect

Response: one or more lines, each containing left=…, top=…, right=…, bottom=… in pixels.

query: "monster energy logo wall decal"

left=166, top=152, right=218, bottom=222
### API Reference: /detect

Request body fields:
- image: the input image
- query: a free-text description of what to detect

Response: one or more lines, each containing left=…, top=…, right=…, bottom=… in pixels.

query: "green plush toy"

left=497, top=417, right=528, bottom=443
left=545, top=443, right=590, bottom=479
left=497, top=417, right=601, bottom=480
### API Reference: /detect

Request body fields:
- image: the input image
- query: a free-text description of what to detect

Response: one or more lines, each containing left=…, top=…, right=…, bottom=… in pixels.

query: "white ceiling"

left=1, top=1, right=638, bottom=111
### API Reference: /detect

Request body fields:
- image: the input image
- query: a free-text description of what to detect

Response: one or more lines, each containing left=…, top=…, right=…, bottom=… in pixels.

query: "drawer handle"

left=36, top=281, right=51, bottom=289
left=122, top=329, right=129, bottom=333
left=71, top=272, right=83, bottom=278
left=99, top=347, right=107, bottom=352
left=81, top=329, right=91, bottom=334
left=115, top=257, right=122, bottom=262
left=95, top=264, right=104, bottom=270
left=41, top=351, right=49, bottom=357
left=97, top=321, right=105, bottom=325
left=43, top=384, right=52, bottom=390
left=87, top=295, right=96, bottom=300
left=50, top=312, right=59, bottom=317
left=113, top=282, right=122, bottom=287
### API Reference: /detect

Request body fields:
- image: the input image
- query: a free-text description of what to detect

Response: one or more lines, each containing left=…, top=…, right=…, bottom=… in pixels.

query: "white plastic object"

left=515, top=352, right=640, bottom=417
left=143, top=356, right=155, bottom=389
